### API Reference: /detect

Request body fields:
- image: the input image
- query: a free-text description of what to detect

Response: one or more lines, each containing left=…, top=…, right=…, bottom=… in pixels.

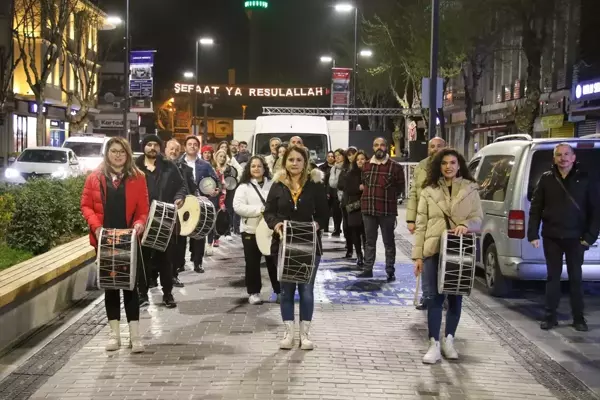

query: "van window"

left=477, top=155, right=515, bottom=202
left=63, top=141, right=103, bottom=157
left=468, top=159, right=480, bottom=178
left=528, top=147, right=600, bottom=195
left=254, top=133, right=328, bottom=164
left=18, top=149, right=68, bottom=164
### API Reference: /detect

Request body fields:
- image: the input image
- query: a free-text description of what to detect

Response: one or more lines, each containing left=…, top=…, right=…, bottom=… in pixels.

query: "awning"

left=471, top=124, right=508, bottom=133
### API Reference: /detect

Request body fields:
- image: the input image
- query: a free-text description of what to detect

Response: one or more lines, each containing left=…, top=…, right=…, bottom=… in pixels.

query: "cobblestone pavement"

left=1, top=211, right=597, bottom=400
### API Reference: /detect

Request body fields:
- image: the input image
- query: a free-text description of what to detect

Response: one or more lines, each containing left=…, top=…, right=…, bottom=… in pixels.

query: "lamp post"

left=320, top=56, right=336, bottom=68
left=122, top=0, right=130, bottom=141
left=335, top=2, right=358, bottom=126
left=428, top=0, right=440, bottom=139
left=183, top=71, right=194, bottom=79
left=194, top=37, right=214, bottom=142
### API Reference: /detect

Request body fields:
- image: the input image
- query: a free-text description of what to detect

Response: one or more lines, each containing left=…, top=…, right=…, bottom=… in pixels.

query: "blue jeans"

left=280, top=256, right=321, bottom=321
left=423, top=254, right=462, bottom=341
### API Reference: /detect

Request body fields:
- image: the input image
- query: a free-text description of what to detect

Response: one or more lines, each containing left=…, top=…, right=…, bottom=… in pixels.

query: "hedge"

left=0, top=175, right=88, bottom=257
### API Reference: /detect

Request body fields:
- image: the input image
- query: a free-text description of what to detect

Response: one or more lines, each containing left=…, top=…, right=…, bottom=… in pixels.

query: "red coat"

left=81, top=170, right=150, bottom=248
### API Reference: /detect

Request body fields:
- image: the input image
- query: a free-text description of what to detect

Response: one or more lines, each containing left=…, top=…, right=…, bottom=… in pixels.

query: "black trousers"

left=542, top=237, right=585, bottom=320
left=331, top=197, right=342, bottom=233
left=105, top=288, right=139, bottom=322
left=191, top=237, right=206, bottom=267
left=341, top=206, right=353, bottom=253
left=172, top=234, right=187, bottom=278
left=363, top=214, right=396, bottom=275
left=225, top=191, right=235, bottom=236
left=138, top=244, right=174, bottom=298
left=349, top=223, right=365, bottom=257
left=242, top=233, right=280, bottom=295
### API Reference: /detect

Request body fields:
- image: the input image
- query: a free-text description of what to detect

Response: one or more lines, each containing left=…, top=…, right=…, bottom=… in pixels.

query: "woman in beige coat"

left=412, top=148, right=483, bottom=364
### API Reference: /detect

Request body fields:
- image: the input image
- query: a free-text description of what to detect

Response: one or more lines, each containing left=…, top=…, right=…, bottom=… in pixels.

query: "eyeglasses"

left=109, top=149, right=126, bottom=156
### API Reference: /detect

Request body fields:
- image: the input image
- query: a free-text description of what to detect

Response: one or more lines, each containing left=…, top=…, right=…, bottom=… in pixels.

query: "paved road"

left=0, top=208, right=597, bottom=399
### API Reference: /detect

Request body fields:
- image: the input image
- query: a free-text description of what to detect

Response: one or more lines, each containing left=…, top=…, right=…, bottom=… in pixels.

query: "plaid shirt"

left=361, top=157, right=405, bottom=216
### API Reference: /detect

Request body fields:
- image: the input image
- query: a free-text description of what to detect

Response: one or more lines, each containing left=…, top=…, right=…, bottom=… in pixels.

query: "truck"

left=233, top=115, right=349, bottom=165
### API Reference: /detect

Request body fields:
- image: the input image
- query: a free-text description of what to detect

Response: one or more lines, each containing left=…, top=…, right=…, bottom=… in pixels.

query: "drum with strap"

left=277, top=220, right=318, bottom=284
left=177, top=195, right=216, bottom=239
left=97, top=228, right=138, bottom=291
left=141, top=200, right=176, bottom=252
left=199, top=176, right=219, bottom=196
left=255, top=217, right=273, bottom=256
left=224, top=176, right=238, bottom=191
left=438, top=230, right=476, bottom=296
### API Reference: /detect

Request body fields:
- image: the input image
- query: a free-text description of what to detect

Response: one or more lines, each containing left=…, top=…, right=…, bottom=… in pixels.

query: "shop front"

left=570, top=78, right=600, bottom=136
left=471, top=105, right=516, bottom=152
left=535, top=93, right=574, bottom=138
left=10, top=101, right=69, bottom=152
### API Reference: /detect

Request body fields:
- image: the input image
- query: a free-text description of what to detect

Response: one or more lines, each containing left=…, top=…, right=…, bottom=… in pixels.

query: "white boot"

left=442, top=334, right=459, bottom=360
left=279, top=321, right=295, bottom=350
left=422, top=338, right=441, bottom=364
left=128, top=321, right=145, bottom=353
left=106, top=320, right=120, bottom=351
left=205, top=244, right=213, bottom=256
left=299, top=321, right=314, bottom=350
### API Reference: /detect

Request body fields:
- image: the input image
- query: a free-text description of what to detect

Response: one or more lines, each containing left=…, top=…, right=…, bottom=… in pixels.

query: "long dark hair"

left=334, top=148, right=350, bottom=168
left=275, top=143, right=288, bottom=162
left=217, top=140, right=232, bottom=158
left=423, top=148, right=475, bottom=188
left=350, top=150, right=368, bottom=172
left=239, top=155, right=271, bottom=184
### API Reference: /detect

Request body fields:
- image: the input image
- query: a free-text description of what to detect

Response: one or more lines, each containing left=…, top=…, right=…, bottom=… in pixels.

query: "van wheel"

left=484, top=243, right=511, bottom=297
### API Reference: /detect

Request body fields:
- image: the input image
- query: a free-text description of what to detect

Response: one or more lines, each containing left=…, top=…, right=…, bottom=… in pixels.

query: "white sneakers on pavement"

left=205, top=244, right=213, bottom=256
left=422, top=338, right=442, bottom=364
left=248, top=294, right=262, bottom=305
left=106, top=320, right=120, bottom=351
left=442, top=334, right=459, bottom=359
left=279, top=321, right=295, bottom=349
left=299, top=321, right=314, bottom=350
left=128, top=321, right=145, bottom=353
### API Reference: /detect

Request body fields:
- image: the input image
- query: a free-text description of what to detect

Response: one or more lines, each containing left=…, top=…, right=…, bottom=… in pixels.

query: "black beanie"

left=141, top=134, right=163, bottom=149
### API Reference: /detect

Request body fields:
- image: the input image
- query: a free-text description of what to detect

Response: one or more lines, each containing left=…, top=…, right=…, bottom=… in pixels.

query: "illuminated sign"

left=173, top=84, right=327, bottom=97
left=573, top=79, right=600, bottom=102
left=245, top=0, right=268, bottom=9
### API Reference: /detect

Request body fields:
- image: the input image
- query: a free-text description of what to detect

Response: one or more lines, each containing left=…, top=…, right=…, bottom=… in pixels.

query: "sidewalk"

left=0, top=212, right=590, bottom=400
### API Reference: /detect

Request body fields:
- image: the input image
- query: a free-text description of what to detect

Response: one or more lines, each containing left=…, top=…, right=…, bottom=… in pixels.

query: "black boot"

left=344, top=250, right=353, bottom=259
left=356, top=254, right=364, bottom=268
left=540, top=315, right=558, bottom=330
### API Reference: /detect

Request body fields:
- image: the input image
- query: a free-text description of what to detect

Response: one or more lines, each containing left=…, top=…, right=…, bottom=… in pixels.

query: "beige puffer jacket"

left=406, top=156, right=430, bottom=223
left=412, top=177, right=483, bottom=260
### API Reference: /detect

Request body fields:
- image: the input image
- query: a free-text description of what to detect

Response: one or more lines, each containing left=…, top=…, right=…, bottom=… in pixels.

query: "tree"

left=0, top=24, right=21, bottom=125
left=356, top=68, right=391, bottom=131
left=13, top=0, right=78, bottom=145
left=59, top=8, right=101, bottom=133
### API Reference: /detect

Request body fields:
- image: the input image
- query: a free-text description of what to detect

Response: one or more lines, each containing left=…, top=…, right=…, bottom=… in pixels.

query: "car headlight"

left=51, top=169, right=68, bottom=179
left=4, top=168, right=20, bottom=179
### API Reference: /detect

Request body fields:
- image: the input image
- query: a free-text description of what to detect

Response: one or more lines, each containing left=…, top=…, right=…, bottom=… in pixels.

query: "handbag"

left=345, top=200, right=361, bottom=213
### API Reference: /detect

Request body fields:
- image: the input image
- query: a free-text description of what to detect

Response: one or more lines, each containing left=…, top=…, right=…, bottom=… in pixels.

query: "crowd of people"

left=79, top=132, right=596, bottom=365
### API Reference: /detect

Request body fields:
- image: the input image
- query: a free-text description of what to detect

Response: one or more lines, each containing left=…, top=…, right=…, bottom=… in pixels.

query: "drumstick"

left=413, top=274, right=420, bottom=306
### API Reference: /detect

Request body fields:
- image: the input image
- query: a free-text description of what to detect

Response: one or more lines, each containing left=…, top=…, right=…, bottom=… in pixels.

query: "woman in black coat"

left=342, top=150, right=368, bottom=267
left=264, top=145, right=328, bottom=351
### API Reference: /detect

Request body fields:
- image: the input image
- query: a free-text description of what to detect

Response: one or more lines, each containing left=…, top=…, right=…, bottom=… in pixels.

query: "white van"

left=233, top=115, right=349, bottom=165
left=469, top=135, right=600, bottom=296
left=62, top=135, right=110, bottom=172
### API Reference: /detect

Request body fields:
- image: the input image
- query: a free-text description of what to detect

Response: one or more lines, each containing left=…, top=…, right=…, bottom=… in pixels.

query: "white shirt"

left=185, top=156, right=197, bottom=181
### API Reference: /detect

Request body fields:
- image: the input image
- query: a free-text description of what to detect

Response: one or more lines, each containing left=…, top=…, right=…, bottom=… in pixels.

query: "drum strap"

left=250, top=184, right=267, bottom=206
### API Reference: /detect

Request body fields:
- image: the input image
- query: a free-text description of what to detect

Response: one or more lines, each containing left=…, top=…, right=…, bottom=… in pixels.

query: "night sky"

left=97, top=0, right=362, bottom=96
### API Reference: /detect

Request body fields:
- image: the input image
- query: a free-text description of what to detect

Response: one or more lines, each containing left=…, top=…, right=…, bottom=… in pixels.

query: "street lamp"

left=320, top=55, right=336, bottom=67
left=359, top=49, right=373, bottom=58
left=105, top=15, right=123, bottom=26
left=334, top=2, right=358, bottom=125
left=428, top=0, right=440, bottom=139
left=183, top=71, right=194, bottom=79
left=194, top=37, right=215, bottom=143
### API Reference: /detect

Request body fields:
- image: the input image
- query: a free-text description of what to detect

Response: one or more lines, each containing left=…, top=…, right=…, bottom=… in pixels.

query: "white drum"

left=178, top=195, right=216, bottom=239
left=224, top=176, right=238, bottom=191
left=199, top=177, right=217, bottom=196
left=438, top=230, right=476, bottom=296
left=277, top=221, right=318, bottom=284
left=141, top=200, right=176, bottom=252
left=255, top=217, right=273, bottom=256
left=97, top=228, right=138, bottom=291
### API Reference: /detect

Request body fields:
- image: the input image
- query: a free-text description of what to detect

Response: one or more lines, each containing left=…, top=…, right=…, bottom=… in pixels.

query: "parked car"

left=62, top=135, right=110, bottom=172
left=468, top=134, right=600, bottom=297
left=3, top=147, right=83, bottom=184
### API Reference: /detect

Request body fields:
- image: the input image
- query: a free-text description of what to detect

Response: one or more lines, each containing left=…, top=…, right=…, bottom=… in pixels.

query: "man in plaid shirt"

left=358, top=137, right=405, bottom=281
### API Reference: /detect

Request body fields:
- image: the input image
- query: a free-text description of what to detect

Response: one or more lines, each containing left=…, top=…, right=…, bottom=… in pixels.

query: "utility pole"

left=428, top=0, right=440, bottom=139
left=122, top=0, right=130, bottom=141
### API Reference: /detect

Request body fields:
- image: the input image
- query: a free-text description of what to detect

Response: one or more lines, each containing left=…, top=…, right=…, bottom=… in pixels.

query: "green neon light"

left=245, top=0, right=268, bottom=9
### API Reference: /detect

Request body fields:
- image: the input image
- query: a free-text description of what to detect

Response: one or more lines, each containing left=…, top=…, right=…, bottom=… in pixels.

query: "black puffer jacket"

left=528, top=164, right=600, bottom=245
left=264, top=168, right=329, bottom=255
left=135, top=154, right=187, bottom=204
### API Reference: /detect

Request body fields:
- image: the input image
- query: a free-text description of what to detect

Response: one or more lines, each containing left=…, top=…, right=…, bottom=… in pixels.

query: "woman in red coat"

left=81, top=137, right=149, bottom=353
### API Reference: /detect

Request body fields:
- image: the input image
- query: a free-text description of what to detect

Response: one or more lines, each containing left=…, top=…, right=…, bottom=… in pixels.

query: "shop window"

left=477, top=155, right=515, bottom=202
left=13, top=115, right=27, bottom=152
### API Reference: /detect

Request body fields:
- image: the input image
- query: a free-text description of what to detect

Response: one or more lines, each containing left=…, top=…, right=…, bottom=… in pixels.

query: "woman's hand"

left=174, top=199, right=184, bottom=209
left=453, top=225, right=469, bottom=236
left=95, top=227, right=102, bottom=240
left=359, top=184, right=364, bottom=191
left=133, top=223, right=144, bottom=237
left=413, top=259, right=423, bottom=277
left=274, top=222, right=284, bottom=237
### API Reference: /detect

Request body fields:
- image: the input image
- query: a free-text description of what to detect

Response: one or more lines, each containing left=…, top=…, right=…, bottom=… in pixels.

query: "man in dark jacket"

left=165, top=139, right=194, bottom=288
left=528, top=143, right=599, bottom=332
left=136, top=134, right=187, bottom=308
left=180, top=135, right=218, bottom=273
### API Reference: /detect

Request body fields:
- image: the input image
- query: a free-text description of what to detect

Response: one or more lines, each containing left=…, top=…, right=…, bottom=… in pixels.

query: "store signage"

left=541, top=114, right=564, bottom=130
left=173, top=84, right=326, bottom=97
left=130, top=50, right=155, bottom=101
left=29, top=103, right=47, bottom=114
left=573, top=79, right=600, bottom=102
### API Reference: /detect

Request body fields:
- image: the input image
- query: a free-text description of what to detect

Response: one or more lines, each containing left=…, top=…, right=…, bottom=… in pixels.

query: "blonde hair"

left=212, top=149, right=228, bottom=170
left=102, top=137, right=143, bottom=177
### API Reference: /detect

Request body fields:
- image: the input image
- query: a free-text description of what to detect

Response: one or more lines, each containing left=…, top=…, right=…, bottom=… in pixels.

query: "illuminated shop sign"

left=573, top=79, right=600, bottom=102
left=173, top=83, right=327, bottom=97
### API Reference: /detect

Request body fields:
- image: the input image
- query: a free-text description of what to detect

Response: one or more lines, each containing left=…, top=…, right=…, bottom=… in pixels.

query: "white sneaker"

left=279, top=321, right=295, bottom=350
left=442, top=334, right=459, bottom=360
left=128, top=321, right=145, bottom=353
left=205, top=244, right=213, bottom=256
left=225, top=235, right=233, bottom=241
left=299, top=321, right=314, bottom=350
left=422, top=338, right=441, bottom=364
left=106, top=320, right=120, bottom=351
left=248, top=294, right=262, bottom=305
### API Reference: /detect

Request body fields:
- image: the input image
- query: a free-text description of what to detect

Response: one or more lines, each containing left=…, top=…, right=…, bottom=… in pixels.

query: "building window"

left=13, top=115, right=27, bottom=152
left=477, top=155, right=515, bottom=202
